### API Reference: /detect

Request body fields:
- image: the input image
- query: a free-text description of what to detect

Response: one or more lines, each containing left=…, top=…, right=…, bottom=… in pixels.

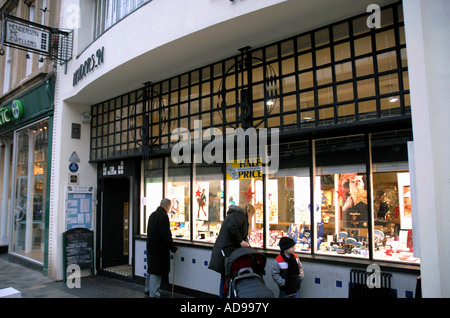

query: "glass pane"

left=337, top=103, right=355, bottom=123
left=267, top=141, right=311, bottom=253
left=318, top=107, right=335, bottom=126
left=167, top=161, right=191, bottom=240
left=357, top=78, right=376, bottom=99
left=359, top=99, right=377, bottom=120
left=371, top=131, right=419, bottom=263
left=281, top=57, right=295, bottom=75
left=377, top=51, right=398, bottom=72
left=334, top=42, right=351, bottom=61
left=316, top=47, right=331, bottom=66
left=335, top=61, right=353, bottom=82
left=315, top=28, right=330, bottom=47
left=297, top=34, right=311, bottom=52
left=318, top=87, right=333, bottom=105
left=355, top=56, right=374, bottom=77
left=333, top=22, right=349, bottom=41
left=225, top=158, right=263, bottom=248
left=336, top=82, right=354, bottom=102
left=11, top=120, right=49, bottom=263
left=193, top=164, right=224, bottom=243
left=354, top=36, right=372, bottom=56
left=298, top=71, right=314, bottom=89
left=376, top=30, right=396, bottom=51
left=315, top=136, right=368, bottom=258
left=298, top=52, right=312, bottom=70
left=316, top=67, right=332, bottom=86
left=142, top=158, right=164, bottom=234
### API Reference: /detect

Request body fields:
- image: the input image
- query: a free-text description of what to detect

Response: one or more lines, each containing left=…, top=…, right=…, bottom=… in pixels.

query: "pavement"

left=0, top=252, right=192, bottom=299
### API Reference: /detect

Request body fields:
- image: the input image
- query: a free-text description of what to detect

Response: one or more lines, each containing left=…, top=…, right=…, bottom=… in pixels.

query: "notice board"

left=65, top=185, right=95, bottom=230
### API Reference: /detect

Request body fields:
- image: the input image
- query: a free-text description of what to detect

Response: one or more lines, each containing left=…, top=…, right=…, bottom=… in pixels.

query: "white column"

left=403, top=0, right=450, bottom=297
left=25, top=130, right=36, bottom=254
left=1, top=139, right=12, bottom=245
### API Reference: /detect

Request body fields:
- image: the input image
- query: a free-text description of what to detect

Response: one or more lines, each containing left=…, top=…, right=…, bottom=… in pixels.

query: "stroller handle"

left=221, top=242, right=242, bottom=257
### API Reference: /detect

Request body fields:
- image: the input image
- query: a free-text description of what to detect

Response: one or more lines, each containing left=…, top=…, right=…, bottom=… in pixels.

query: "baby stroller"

left=222, top=247, right=274, bottom=298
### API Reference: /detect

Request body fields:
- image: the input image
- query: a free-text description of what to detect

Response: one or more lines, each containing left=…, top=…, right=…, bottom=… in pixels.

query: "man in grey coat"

left=208, top=204, right=255, bottom=297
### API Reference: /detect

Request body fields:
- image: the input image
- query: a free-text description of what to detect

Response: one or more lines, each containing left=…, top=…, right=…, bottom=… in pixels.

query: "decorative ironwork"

left=129, top=82, right=169, bottom=160
left=215, top=46, right=279, bottom=129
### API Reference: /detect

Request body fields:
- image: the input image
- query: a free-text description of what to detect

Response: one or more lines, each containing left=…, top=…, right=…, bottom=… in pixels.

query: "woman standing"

left=208, top=204, right=255, bottom=297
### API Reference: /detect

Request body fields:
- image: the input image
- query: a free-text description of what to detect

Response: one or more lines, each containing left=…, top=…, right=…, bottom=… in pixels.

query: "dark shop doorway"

left=99, top=178, right=131, bottom=274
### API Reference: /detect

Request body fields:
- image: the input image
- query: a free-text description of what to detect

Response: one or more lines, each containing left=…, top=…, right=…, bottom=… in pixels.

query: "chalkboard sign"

left=63, top=228, right=94, bottom=279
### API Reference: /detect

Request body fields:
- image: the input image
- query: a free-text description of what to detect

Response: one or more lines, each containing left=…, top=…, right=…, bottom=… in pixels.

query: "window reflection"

left=11, top=120, right=49, bottom=263
left=193, top=163, right=224, bottom=242
left=268, top=142, right=311, bottom=253
left=167, top=161, right=190, bottom=239
left=315, top=136, right=369, bottom=258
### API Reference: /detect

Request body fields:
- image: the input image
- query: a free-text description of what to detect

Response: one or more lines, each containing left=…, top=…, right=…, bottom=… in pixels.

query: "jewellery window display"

left=266, top=174, right=314, bottom=253
left=372, top=171, right=416, bottom=262
left=314, top=135, right=369, bottom=258
left=193, top=163, right=224, bottom=243
left=370, top=130, right=418, bottom=263
left=167, top=162, right=191, bottom=239
left=266, top=141, right=312, bottom=253
left=315, top=172, right=370, bottom=258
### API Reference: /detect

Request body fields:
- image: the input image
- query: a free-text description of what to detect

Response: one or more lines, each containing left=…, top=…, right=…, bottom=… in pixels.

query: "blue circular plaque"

left=69, top=162, right=79, bottom=173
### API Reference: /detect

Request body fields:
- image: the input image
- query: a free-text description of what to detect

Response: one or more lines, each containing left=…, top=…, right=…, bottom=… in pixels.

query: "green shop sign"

left=0, top=100, right=24, bottom=126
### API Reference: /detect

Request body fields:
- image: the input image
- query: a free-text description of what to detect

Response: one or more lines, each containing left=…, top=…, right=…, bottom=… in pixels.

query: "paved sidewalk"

left=0, top=253, right=190, bottom=298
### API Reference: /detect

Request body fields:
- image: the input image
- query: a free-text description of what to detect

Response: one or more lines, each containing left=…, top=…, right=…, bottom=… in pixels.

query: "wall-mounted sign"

left=1, top=13, right=73, bottom=63
left=0, top=100, right=24, bottom=126
left=73, top=47, right=104, bottom=86
left=69, top=162, right=79, bottom=173
left=5, top=20, right=49, bottom=53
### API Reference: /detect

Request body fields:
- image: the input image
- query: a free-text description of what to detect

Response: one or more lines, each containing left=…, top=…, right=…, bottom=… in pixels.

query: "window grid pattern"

left=91, top=3, right=409, bottom=162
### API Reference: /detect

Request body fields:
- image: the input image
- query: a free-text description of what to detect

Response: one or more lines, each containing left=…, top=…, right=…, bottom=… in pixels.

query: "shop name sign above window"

left=73, top=47, right=104, bottom=86
left=0, top=100, right=24, bottom=127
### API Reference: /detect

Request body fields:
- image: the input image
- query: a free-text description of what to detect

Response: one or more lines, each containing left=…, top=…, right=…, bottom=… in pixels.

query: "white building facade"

left=11, top=0, right=448, bottom=298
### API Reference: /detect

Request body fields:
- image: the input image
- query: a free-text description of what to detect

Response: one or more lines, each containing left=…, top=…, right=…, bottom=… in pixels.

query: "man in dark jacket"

left=208, top=204, right=255, bottom=297
left=145, top=198, right=178, bottom=297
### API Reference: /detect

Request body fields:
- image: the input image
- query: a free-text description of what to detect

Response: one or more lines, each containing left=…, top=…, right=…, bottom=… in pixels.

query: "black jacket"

left=147, top=206, right=178, bottom=275
left=208, top=205, right=249, bottom=276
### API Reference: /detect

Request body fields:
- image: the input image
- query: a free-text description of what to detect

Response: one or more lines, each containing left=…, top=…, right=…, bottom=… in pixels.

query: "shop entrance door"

left=100, top=178, right=130, bottom=269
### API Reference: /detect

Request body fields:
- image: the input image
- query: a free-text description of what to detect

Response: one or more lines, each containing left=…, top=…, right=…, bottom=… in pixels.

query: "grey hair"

left=160, top=198, right=172, bottom=209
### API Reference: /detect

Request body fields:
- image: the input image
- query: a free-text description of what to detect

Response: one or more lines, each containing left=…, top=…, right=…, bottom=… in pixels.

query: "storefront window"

left=167, top=160, right=190, bottom=239
left=193, top=163, right=224, bottom=242
left=11, top=120, right=49, bottom=263
left=371, top=131, right=418, bottom=263
left=225, top=158, right=263, bottom=248
left=314, top=135, right=369, bottom=258
left=267, top=141, right=311, bottom=253
left=141, top=158, right=163, bottom=234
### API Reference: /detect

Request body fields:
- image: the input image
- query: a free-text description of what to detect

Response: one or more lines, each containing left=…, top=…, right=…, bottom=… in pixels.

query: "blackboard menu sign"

left=63, top=228, right=94, bottom=272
